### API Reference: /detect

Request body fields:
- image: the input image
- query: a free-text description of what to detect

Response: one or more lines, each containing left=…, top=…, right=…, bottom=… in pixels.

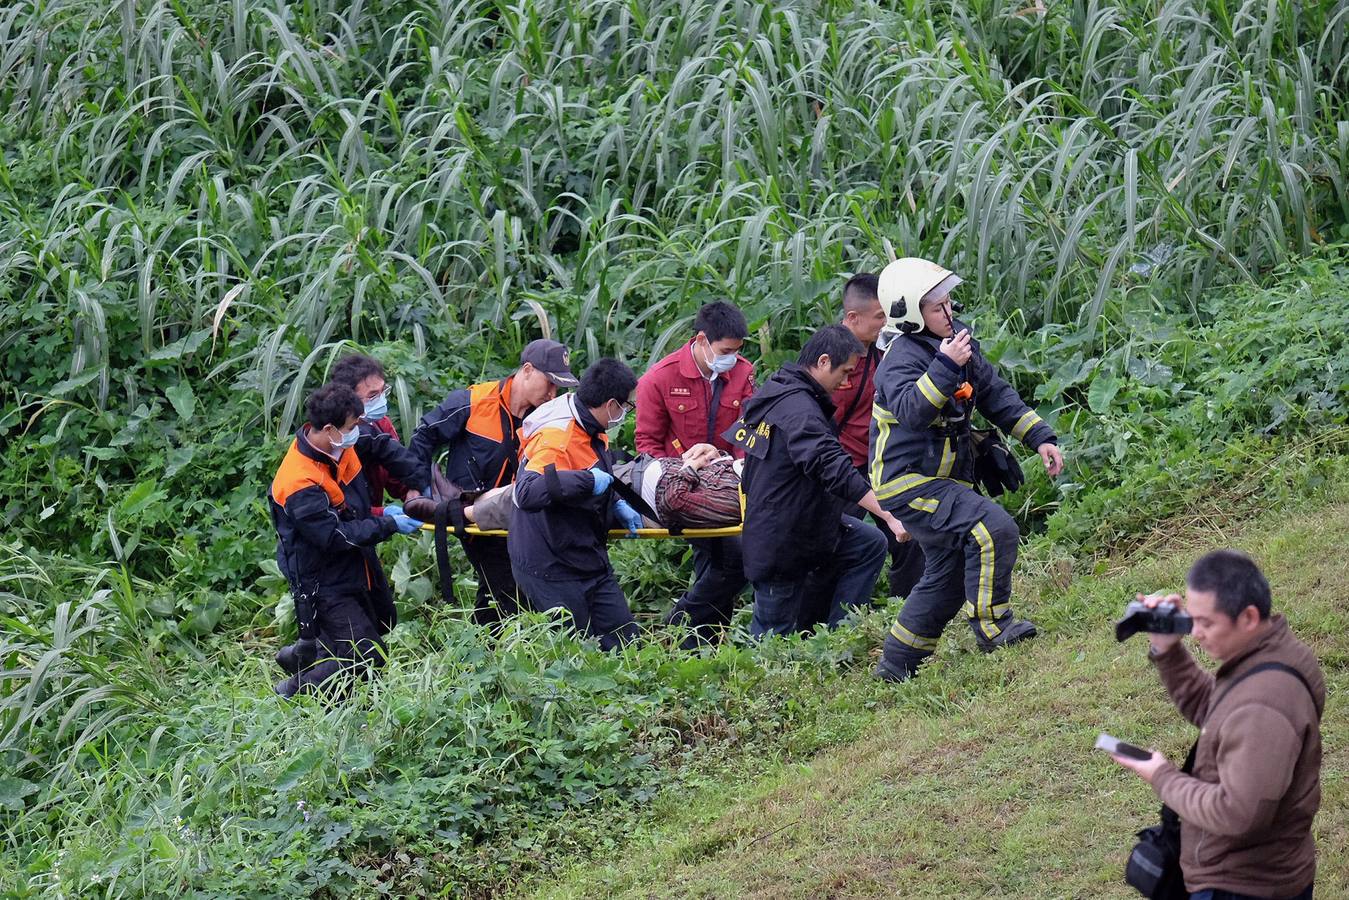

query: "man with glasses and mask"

left=330, top=354, right=418, bottom=516
left=636, top=301, right=755, bottom=645
left=408, top=339, right=579, bottom=623
left=269, top=383, right=427, bottom=698
left=509, top=359, right=643, bottom=649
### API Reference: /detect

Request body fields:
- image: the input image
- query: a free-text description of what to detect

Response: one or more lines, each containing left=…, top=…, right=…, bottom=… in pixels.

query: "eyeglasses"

left=363, top=386, right=391, bottom=403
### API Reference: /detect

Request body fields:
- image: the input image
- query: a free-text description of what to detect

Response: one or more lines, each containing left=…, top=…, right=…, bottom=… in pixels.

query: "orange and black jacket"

left=269, top=427, right=428, bottom=633
left=408, top=378, right=523, bottom=495
left=509, top=394, right=618, bottom=580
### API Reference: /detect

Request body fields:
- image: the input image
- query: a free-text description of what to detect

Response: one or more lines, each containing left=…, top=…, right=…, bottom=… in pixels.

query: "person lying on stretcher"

left=465, top=442, right=742, bottom=531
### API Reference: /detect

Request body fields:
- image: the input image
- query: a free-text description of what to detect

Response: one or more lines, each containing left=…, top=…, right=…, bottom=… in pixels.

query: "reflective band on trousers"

left=890, top=621, right=938, bottom=651
left=971, top=521, right=1001, bottom=639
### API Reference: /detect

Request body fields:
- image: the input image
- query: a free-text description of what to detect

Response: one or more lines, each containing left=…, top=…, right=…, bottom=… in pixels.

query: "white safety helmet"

left=877, top=257, right=963, bottom=334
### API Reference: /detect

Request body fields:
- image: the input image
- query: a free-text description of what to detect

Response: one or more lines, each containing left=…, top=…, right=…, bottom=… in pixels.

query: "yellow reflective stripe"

left=870, top=411, right=892, bottom=491
left=872, top=402, right=898, bottom=424
left=890, top=621, right=938, bottom=651
left=972, top=521, right=999, bottom=639
left=915, top=373, right=945, bottom=409
left=875, top=472, right=935, bottom=501
left=1011, top=410, right=1042, bottom=441
left=908, top=496, right=938, bottom=514
left=964, top=600, right=1010, bottom=620
left=935, top=437, right=955, bottom=478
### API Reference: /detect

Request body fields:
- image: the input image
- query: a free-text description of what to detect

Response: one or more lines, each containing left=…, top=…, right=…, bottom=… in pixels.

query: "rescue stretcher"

left=418, top=523, right=742, bottom=539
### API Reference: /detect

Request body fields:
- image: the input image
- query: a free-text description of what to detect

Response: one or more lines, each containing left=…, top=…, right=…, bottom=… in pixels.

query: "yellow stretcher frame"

left=419, top=523, right=742, bottom=539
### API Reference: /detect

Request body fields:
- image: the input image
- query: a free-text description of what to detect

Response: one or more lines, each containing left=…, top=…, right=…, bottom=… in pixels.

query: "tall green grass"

left=1, top=0, right=1345, bottom=432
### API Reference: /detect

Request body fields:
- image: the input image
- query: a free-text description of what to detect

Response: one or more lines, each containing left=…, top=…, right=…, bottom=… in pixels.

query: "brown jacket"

left=1150, top=615, right=1324, bottom=896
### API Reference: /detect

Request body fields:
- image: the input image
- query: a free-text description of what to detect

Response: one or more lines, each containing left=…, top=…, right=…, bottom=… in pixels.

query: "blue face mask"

left=699, top=340, right=738, bottom=377
left=362, top=396, right=388, bottom=421
left=332, top=424, right=360, bottom=451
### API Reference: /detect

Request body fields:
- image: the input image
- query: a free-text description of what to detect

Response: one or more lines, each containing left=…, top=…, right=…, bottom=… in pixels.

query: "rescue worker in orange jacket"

left=408, top=339, right=578, bottom=623
left=509, top=359, right=643, bottom=650
left=270, top=383, right=427, bottom=698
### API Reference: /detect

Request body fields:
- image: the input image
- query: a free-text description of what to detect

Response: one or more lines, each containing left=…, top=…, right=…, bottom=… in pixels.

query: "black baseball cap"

left=520, top=339, right=579, bottom=387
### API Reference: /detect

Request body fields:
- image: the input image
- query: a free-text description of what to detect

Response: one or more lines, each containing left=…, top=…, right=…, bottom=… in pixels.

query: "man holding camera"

left=1113, top=550, right=1324, bottom=900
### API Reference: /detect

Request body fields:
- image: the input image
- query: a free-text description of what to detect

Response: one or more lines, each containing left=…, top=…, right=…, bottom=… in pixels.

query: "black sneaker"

left=976, top=618, right=1038, bottom=653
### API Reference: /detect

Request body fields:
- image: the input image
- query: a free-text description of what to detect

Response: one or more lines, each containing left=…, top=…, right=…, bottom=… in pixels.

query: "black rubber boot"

left=874, top=633, right=928, bottom=683
left=274, top=674, right=299, bottom=699
left=974, top=618, right=1038, bottom=653
left=275, top=644, right=298, bottom=675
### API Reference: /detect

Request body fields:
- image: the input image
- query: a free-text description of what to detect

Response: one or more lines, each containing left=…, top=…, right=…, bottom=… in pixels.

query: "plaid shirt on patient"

left=652, top=458, right=741, bottom=529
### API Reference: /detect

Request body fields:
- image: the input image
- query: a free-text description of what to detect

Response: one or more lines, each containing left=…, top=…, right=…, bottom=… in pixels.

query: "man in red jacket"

left=636, top=301, right=754, bottom=645
left=831, top=274, right=923, bottom=599
left=331, top=354, right=419, bottom=515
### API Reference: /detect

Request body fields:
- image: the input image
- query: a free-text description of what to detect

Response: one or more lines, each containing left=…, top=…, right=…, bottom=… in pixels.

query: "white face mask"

left=331, top=423, right=360, bottom=452
left=698, top=340, right=737, bottom=378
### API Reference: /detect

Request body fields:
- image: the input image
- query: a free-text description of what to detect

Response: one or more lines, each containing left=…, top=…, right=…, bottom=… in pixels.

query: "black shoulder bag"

left=1125, top=661, right=1319, bottom=898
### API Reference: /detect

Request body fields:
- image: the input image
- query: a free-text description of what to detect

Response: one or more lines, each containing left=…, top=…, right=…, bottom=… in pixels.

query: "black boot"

left=874, top=633, right=928, bottom=683
left=275, top=643, right=299, bottom=674
left=274, top=674, right=299, bottom=698
left=974, top=618, right=1037, bottom=653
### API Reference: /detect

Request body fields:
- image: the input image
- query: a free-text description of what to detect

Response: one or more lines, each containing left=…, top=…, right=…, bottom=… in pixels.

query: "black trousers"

left=512, top=566, right=638, bottom=651
left=666, top=536, right=748, bottom=644
left=460, top=534, right=525, bottom=624
left=885, top=480, right=1020, bottom=658
left=294, top=589, right=388, bottom=696
left=846, top=464, right=925, bottom=599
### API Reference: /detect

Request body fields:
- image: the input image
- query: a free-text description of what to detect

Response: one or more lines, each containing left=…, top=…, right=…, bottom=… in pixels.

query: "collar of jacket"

left=678, top=338, right=730, bottom=384
left=575, top=397, right=605, bottom=436
left=1214, top=614, right=1290, bottom=677
left=782, top=362, right=838, bottom=416
left=296, top=425, right=342, bottom=472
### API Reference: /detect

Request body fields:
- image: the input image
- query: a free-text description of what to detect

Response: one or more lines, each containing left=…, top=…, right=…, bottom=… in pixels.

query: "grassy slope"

left=534, top=499, right=1349, bottom=899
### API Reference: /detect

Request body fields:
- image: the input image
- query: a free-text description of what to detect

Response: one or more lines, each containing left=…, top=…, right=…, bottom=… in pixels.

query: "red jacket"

left=636, top=341, right=755, bottom=458
left=830, top=343, right=881, bottom=468
left=360, top=416, right=412, bottom=515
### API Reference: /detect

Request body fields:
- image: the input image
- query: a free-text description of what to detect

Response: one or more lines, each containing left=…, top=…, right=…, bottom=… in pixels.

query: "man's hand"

left=881, top=512, right=911, bottom=544
left=1111, top=748, right=1170, bottom=785
left=939, top=329, right=973, bottom=366
left=382, top=504, right=404, bottom=517
left=391, top=513, right=423, bottom=535
left=1037, top=442, right=1064, bottom=477
left=1137, top=592, right=1185, bottom=654
left=403, top=489, right=422, bottom=501
left=681, top=443, right=719, bottom=470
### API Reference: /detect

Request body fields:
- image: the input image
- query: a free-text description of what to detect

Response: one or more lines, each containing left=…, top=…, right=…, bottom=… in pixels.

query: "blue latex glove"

left=613, top=499, right=643, bottom=537
left=590, top=467, right=614, bottom=495
left=382, top=504, right=404, bottom=517
left=391, top=513, right=423, bottom=535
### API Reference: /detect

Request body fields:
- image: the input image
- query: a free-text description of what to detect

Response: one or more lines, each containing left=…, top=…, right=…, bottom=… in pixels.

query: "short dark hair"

left=693, top=301, right=749, bottom=343
left=1187, top=550, right=1272, bottom=621
left=330, top=354, right=385, bottom=389
left=306, top=383, right=363, bottom=430
left=577, top=358, right=638, bottom=408
left=797, top=324, right=864, bottom=371
left=842, top=273, right=880, bottom=312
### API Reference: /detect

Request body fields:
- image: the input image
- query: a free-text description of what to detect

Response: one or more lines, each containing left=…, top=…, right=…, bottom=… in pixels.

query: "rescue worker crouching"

left=738, top=325, right=908, bottom=637
left=407, top=339, right=578, bottom=623
left=870, top=258, right=1065, bottom=682
left=509, top=359, right=643, bottom=650
left=330, top=353, right=421, bottom=515
left=270, top=384, right=428, bottom=699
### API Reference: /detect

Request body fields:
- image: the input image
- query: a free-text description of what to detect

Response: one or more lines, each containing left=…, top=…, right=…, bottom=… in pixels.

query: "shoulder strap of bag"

left=1209, top=660, right=1320, bottom=722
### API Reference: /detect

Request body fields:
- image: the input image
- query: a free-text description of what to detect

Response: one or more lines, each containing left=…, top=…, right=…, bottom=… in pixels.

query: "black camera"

left=1114, top=600, right=1193, bottom=642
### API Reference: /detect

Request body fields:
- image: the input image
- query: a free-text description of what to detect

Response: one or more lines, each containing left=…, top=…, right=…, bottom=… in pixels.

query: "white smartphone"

left=1096, top=732, right=1152, bottom=760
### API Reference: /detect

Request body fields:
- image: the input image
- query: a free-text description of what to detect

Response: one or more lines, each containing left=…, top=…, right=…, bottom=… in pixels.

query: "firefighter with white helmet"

left=870, top=257, right=1066, bottom=682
